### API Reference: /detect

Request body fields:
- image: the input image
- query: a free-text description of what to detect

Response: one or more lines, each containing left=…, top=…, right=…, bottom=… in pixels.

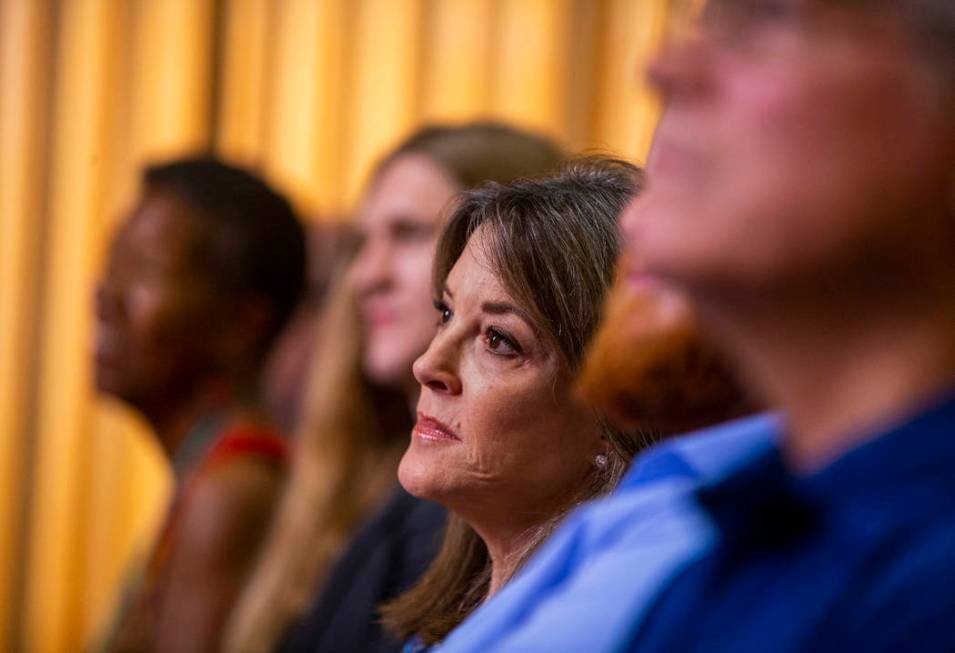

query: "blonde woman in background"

left=381, top=158, right=751, bottom=650
left=225, top=123, right=564, bottom=653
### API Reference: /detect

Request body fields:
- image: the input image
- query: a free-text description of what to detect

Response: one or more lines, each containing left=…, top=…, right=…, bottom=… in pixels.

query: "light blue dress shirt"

left=436, top=413, right=780, bottom=653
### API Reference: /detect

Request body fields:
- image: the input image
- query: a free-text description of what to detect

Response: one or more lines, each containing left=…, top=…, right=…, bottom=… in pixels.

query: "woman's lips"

left=94, top=332, right=123, bottom=366
left=360, top=299, right=399, bottom=328
left=365, top=309, right=396, bottom=328
left=413, top=414, right=461, bottom=443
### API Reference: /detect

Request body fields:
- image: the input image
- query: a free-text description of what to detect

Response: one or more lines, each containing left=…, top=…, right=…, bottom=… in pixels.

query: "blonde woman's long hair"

left=224, top=122, right=564, bottom=653
left=224, top=268, right=409, bottom=653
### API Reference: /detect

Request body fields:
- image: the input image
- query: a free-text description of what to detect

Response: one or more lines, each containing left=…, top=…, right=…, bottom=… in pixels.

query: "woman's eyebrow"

left=481, top=301, right=533, bottom=326
left=481, top=301, right=517, bottom=315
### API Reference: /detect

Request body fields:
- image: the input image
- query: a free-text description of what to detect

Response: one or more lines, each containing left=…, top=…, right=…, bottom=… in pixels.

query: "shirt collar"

left=622, top=412, right=781, bottom=490
left=696, top=389, right=955, bottom=539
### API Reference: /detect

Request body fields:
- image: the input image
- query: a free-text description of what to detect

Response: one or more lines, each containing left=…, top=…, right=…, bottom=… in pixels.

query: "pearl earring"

left=595, top=453, right=608, bottom=468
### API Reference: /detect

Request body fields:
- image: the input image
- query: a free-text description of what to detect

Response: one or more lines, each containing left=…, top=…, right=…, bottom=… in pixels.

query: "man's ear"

left=218, top=296, right=276, bottom=367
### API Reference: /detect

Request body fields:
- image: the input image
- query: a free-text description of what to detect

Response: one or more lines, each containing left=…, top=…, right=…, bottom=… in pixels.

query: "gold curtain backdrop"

left=0, top=0, right=673, bottom=650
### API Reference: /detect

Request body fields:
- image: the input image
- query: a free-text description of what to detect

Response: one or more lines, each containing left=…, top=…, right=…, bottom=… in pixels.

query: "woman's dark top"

left=279, top=486, right=447, bottom=653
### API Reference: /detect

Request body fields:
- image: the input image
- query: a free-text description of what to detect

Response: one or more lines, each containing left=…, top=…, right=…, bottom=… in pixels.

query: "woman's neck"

left=142, top=375, right=260, bottom=459
left=468, top=483, right=581, bottom=598
left=485, top=528, right=537, bottom=597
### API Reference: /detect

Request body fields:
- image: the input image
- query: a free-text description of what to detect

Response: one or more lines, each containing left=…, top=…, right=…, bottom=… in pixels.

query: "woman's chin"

left=397, top=449, right=448, bottom=502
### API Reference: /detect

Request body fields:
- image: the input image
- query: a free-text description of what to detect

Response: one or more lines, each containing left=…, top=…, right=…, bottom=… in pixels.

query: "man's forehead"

left=691, top=0, right=885, bottom=14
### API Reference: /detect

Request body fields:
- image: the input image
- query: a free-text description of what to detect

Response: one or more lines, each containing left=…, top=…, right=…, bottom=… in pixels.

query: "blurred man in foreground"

left=438, top=0, right=955, bottom=650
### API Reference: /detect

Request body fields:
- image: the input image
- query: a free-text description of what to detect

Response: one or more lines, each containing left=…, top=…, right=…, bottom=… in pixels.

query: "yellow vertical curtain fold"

left=0, top=1, right=673, bottom=650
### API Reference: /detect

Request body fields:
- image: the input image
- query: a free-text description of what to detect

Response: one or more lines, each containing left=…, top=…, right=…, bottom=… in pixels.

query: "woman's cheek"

left=465, top=379, right=552, bottom=479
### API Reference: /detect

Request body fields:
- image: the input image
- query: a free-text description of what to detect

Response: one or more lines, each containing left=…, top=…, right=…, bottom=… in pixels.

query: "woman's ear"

left=594, top=426, right=610, bottom=464
left=590, top=417, right=613, bottom=461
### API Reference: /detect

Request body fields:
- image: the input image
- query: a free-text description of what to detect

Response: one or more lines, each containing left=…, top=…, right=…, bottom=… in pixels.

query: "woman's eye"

left=392, top=219, right=434, bottom=243
left=485, top=328, right=521, bottom=356
left=433, top=299, right=452, bottom=325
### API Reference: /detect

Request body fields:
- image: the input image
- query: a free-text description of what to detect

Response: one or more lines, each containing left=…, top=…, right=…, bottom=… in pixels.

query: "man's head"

left=627, top=0, right=955, bottom=304
left=95, top=157, right=306, bottom=414
left=576, top=267, right=752, bottom=439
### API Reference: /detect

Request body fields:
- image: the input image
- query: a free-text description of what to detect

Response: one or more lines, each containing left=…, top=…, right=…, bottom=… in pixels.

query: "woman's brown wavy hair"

left=224, top=123, right=563, bottom=653
left=381, top=157, right=648, bottom=645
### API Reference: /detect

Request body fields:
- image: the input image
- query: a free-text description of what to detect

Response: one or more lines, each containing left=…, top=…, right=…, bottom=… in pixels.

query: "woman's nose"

left=349, top=239, right=393, bottom=296
left=95, top=277, right=121, bottom=322
left=412, top=334, right=462, bottom=395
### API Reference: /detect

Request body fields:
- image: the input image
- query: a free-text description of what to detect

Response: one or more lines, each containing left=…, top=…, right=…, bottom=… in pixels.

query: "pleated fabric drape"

left=0, top=1, right=673, bottom=650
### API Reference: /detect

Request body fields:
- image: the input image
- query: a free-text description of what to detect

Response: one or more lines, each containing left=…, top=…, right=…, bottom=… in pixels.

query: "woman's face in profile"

left=95, top=190, right=225, bottom=407
left=398, top=226, right=603, bottom=536
left=349, top=153, right=460, bottom=395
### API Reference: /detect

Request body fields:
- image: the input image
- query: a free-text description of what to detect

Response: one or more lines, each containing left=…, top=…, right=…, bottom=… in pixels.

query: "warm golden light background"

left=0, top=1, right=675, bottom=650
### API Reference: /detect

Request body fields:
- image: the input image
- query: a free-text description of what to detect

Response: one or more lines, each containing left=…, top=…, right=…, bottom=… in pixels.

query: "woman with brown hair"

left=224, top=122, right=564, bottom=653
left=382, top=157, right=747, bottom=650
left=384, top=159, right=638, bottom=645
